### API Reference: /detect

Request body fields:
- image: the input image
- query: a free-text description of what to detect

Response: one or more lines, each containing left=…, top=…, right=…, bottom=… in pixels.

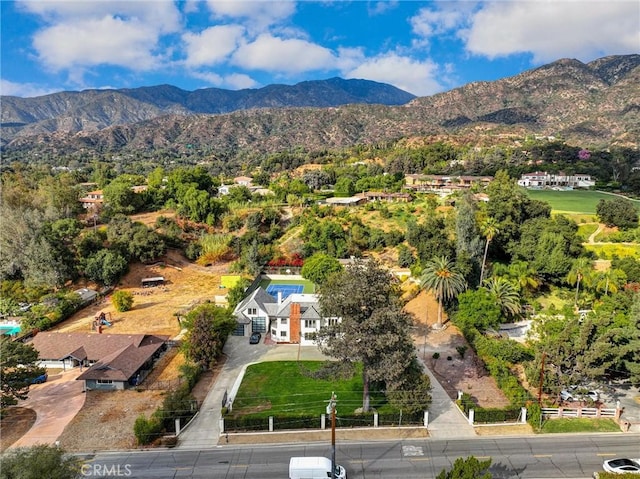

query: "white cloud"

left=368, top=1, right=399, bottom=16
left=344, top=54, right=443, bottom=96
left=0, top=79, right=55, bottom=98
left=33, top=16, right=164, bottom=71
left=224, top=73, right=260, bottom=90
left=183, top=25, right=246, bottom=67
left=19, top=0, right=181, bottom=32
left=463, top=1, right=640, bottom=62
left=205, top=0, right=296, bottom=31
left=232, top=34, right=336, bottom=73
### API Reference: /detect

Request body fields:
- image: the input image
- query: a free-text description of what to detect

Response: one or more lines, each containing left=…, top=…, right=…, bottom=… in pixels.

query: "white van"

left=289, top=456, right=347, bottom=479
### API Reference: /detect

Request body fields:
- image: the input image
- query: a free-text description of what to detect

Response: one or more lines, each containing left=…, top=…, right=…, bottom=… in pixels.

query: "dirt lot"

left=52, top=249, right=230, bottom=337
left=404, top=290, right=510, bottom=408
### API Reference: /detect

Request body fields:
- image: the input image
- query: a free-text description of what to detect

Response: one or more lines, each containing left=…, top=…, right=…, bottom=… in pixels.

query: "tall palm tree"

left=567, top=257, right=593, bottom=306
left=420, top=256, right=467, bottom=329
left=482, top=276, right=521, bottom=318
left=595, top=268, right=626, bottom=296
left=479, top=217, right=499, bottom=284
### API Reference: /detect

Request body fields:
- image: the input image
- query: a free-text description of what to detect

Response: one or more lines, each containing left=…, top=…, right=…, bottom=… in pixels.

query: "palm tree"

left=567, top=258, right=593, bottom=306
left=595, top=268, right=626, bottom=296
left=507, top=261, right=540, bottom=297
left=420, top=256, right=467, bottom=329
left=479, top=217, right=499, bottom=284
left=482, top=276, right=521, bottom=318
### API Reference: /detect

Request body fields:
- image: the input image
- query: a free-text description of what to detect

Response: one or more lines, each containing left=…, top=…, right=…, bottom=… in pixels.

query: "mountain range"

left=1, top=54, right=638, bottom=157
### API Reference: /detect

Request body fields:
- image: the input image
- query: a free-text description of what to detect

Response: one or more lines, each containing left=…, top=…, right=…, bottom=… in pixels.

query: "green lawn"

left=540, top=418, right=620, bottom=433
left=525, top=190, right=640, bottom=215
left=230, top=361, right=389, bottom=418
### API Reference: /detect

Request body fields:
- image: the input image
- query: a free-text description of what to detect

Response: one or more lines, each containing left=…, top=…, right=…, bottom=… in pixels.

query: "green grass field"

left=231, top=361, right=389, bottom=418
left=525, top=190, right=640, bottom=215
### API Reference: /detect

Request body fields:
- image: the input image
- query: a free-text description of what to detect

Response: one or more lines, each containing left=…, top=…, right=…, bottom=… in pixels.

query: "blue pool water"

left=0, top=324, right=21, bottom=335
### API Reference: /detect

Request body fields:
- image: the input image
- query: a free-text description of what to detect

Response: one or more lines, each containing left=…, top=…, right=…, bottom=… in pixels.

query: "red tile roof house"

left=28, top=333, right=169, bottom=390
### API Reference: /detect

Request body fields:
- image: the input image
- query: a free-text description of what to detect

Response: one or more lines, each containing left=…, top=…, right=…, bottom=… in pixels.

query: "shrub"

left=112, top=290, right=134, bottom=312
left=133, top=414, right=162, bottom=445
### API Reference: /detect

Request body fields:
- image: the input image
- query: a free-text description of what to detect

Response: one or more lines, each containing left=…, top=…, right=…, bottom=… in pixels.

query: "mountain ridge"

left=1, top=54, right=638, bottom=155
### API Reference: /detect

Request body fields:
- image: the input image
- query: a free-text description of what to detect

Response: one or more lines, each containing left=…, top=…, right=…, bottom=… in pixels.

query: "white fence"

left=541, top=406, right=620, bottom=419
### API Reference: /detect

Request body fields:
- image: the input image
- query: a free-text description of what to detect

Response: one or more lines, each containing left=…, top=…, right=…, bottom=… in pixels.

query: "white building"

left=232, top=287, right=339, bottom=345
left=517, top=171, right=595, bottom=189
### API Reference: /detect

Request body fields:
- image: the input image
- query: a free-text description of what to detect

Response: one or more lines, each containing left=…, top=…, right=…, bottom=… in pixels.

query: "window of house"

left=97, top=379, right=113, bottom=384
left=280, top=331, right=287, bottom=337
left=271, top=329, right=277, bottom=336
left=247, top=308, right=257, bottom=315
left=304, top=332, right=317, bottom=341
left=280, top=318, right=287, bottom=325
left=304, top=319, right=316, bottom=328
left=327, top=318, right=339, bottom=326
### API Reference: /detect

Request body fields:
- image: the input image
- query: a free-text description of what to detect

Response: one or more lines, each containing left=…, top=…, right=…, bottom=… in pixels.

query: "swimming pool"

left=0, top=324, right=21, bottom=335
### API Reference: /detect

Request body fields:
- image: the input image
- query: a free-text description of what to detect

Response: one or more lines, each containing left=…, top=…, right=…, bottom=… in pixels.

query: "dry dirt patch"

left=404, top=290, right=510, bottom=408
left=0, top=407, right=37, bottom=452
left=53, top=250, right=231, bottom=337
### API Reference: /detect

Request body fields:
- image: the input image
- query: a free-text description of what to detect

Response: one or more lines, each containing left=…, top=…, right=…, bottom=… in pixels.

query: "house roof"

left=29, top=332, right=167, bottom=363
left=233, top=287, right=322, bottom=321
left=76, top=338, right=166, bottom=382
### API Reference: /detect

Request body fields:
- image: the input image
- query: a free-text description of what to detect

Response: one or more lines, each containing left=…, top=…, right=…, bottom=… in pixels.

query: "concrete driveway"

left=10, top=368, right=86, bottom=448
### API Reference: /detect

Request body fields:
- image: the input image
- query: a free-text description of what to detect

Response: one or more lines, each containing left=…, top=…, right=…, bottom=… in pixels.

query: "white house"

left=517, top=171, right=595, bottom=188
left=232, top=287, right=339, bottom=345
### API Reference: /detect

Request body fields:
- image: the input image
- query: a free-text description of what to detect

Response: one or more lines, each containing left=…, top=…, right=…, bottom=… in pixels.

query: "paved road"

left=178, top=335, right=475, bottom=449
left=84, top=434, right=640, bottom=479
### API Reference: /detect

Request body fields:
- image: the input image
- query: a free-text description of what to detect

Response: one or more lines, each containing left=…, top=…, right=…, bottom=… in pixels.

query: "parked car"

left=560, top=389, right=575, bottom=401
left=561, top=387, right=599, bottom=403
left=30, top=372, right=48, bottom=384
left=249, top=332, right=262, bottom=344
left=602, top=458, right=640, bottom=474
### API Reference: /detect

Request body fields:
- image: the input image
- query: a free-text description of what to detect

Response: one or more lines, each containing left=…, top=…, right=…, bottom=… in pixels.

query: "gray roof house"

left=29, top=332, right=168, bottom=390
left=233, top=287, right=338, bottom=345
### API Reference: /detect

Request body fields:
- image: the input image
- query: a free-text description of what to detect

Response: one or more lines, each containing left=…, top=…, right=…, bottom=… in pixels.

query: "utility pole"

left=537, top=352, right=546, bottom=405
left=326, top=392, right=337, bottom=479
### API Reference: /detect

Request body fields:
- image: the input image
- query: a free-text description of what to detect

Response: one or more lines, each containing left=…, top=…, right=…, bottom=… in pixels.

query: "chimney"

left=277, top=291, right=282, bottom=304
left=289, top=303, right=301, bottom=344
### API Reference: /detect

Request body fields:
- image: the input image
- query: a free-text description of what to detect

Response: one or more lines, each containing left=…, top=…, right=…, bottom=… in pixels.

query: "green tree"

left=1, top=338, right=45, bottom=409
left=595, top=268, right=627, bottom=296
left=482, top=276, right=521, bottom=318
left=182, top=303, right=236, bottom=369
left=596, top=198, right=639, bottom=229
left=102, top=177, right=138, bottom=214
left=226, top=278, right=251, bottom=310
left=112, top=290, right=134, bottom=312
left=84, top=249, right=128, bottom=286
left=334, top=176, right=356, bottom=197
left=0, top=444, right=81, bottom=479
left=300, top=253, right=343, bottom=285
left=316, top=260, right=421, bottom=412
left=479, top=217, right=499, bottom=284
left=420, top=256, right=467, bottom=329
left=436, top=456, right=492, bottom=479
left=454, top=289, right=502, bottom=333
left=567, top=257, right=594, bottom=306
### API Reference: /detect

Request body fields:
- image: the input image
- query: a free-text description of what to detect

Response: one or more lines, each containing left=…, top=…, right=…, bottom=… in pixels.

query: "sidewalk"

left=177, top=337, right=475, bottom=448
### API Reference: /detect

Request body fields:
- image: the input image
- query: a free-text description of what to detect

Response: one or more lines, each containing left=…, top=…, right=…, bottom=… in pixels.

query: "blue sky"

left=1, top=1, right=638, bottom=98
